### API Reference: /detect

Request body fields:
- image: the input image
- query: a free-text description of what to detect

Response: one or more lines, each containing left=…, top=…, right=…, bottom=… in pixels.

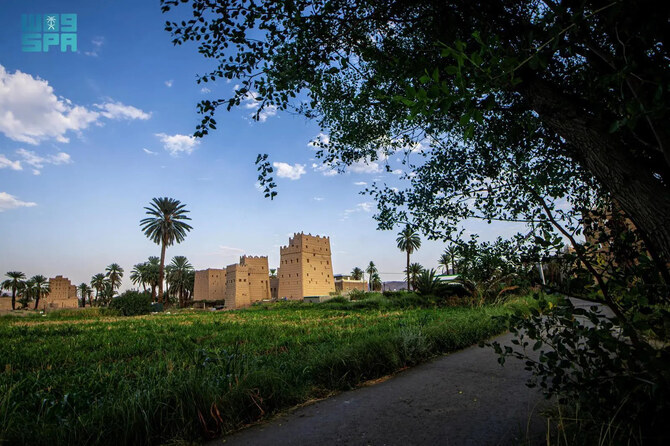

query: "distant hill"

left=381, top=281, right=408, bottom=291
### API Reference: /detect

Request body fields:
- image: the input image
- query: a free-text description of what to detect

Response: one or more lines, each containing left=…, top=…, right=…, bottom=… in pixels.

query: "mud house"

left=278, top=233, right=335, bottom=301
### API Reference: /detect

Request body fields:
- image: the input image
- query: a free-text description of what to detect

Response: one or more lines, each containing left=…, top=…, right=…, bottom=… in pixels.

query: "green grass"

left=0, top=294, right=537, bottom=445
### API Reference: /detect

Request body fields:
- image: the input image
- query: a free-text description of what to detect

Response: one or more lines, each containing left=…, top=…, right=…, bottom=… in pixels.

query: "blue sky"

left=0, top=0, right=524, bottom=291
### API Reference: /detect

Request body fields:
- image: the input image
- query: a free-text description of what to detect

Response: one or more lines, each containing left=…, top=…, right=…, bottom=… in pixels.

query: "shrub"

left=109, top=291, right=153, bottom=316
left=492, top=296, right=670, bottom=445
left=414, top=269, right=445, bottom=296
left=346, top=289, right=367, bottom=301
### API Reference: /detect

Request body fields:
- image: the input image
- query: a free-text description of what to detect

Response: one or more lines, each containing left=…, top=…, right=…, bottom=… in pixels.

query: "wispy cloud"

left=165, top=80, right=173, bottom=88
left=0, top=154, right=22, bottom=171
left=200, top=87, right=211, bottom=94
left=313, top=196, right=325, bottom=201
left=10, top=149, right=73, bottom=175
left=342, top=201, right=375, bottom=220
left=312, top=162, right=338, bottom=177
left=354, top=181, right=367, bottom=186
left=242, top=91, right=277, bottom=122
left=84, top=36, right=104, bottom=57
left=142, top=148, right=157, bottom=155
left=0, top=192, right=36, bottom=211
left=94, top=101, right=151, bottom=120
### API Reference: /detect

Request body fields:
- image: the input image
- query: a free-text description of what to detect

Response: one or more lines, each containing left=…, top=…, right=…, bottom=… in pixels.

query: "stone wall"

left=269, top=277, right=279, bottom=299
left=43, top=276, right=78, bottom=310
left=335, top=278, right=368, bottom=294
left=225, top=263, right=250, bottom=309
left=240, top=255, right=270, bottom=303
left=193, top=268, right=226, bottom=301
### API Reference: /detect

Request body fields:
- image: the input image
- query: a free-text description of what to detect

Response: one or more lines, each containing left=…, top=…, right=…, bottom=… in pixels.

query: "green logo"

left=21, top=14, right=77, bottom=52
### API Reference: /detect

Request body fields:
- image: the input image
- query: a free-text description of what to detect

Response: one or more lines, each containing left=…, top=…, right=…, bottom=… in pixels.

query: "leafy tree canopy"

left=160, top=0, right=670, bottom=267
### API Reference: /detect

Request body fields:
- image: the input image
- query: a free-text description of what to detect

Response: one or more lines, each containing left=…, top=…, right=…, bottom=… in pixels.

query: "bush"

left=492, top=296, right=670, bottom=445
left=109, top=291, right=153, bottom=316
left=346, top=289, right=367, bottom=301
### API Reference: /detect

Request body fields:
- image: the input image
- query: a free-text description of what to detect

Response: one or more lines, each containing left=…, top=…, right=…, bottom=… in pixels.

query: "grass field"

left=0, top=295, right=536, bottom=445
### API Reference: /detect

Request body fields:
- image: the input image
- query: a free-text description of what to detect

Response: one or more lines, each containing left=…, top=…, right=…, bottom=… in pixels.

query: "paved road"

left=210, top=331, right=549, bottom=446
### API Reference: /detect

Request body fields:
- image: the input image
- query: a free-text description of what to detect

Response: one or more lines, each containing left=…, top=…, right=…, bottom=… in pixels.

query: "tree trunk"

left=11, top=289, right=16, bottom=310
left=522, top=77, right=670, bottom=266
left=34, top=292, right=40, bottom=310
left=159, top=240, right=166, bottom=304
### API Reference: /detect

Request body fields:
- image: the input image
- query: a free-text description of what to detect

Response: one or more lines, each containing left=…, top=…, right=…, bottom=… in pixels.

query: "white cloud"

left=155, top=133, right=199, bottom=157
left=313, top=196, right=325, bottom=201
left=308, top=133, right=330, bottom=149
left=257, top=105, right=277, bottom=122
left=342, top=201, right=375, bottom=219
left=391, top=169, right=403, bottom=175
left=84, top=36, right=105, bottom=57
left=0, top=154, right=22, bottom=171
left=350, top=159, right=381, bottom=174
left=200, top=87, right=211, bottom=94
left=354, top=181, right=367, bottom=186
left=14, top=148, right=72, bottom=175
left=94, top=101, right=151, bottom=120
left=312, top=162, right=338, bottom=177
left=219, top=245, right=244, bottom=253
left=273, top=162, right=306, bottom=180
left=311, top=158, right=381, bottom=176
left=165, top=80, right=173, bottom=88
left=0, top=64, right=149, bottom=144
left=242, top=91, right=277, bottom=122
left=142, top=148, right=157, bottom=155
left=0, top=192, right=36, bottom=211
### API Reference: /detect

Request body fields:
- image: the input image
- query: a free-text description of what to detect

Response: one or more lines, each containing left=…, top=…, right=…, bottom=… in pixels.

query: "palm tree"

left=3, top=271, right=25, bottom=310
left=350, top=267, right=364, bottom=280
left=140, top=197, right=193, bottom=304
left=91, top=273, right=107, bottom=305
left=105, top=263, right=124, bottom=296
left=31, top=275, right=50, bottom=310
left=396, top=225, right=421, bottom=291
left=168, top=256, right=194, bottom=307
left=415, top=269, right=444, bottom=295
left=371, top=272, right=382, bottom=292
left=405, top=262, right=424, bottom=291
left=269, top=268, right=277, bottom=279
left=185, top=269, right=196, bottom=303
left=145, top=256, right=161, bottom=302
left=77, top=283, right=91, bottom=307
left=438, top=253, right=450, bottom=274
left=100, top=281, right=114, bottom=306
left=445, top=245, right=459, bottom=274
left=130, top=263, right=148, bottom=292
left=21, top=279, right=35, bottom=309
left=86, top=286, right=93, bottom=306
left=365, top=261, right=377, bottom=292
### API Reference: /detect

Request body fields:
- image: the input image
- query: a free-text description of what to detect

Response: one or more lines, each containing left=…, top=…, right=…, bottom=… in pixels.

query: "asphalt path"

left=209, top=298, right=608, bottom=446
left=210, top=333, right=548, bottom=446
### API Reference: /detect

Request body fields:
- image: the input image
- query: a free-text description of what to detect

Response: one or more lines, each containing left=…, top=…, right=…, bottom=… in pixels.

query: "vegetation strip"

left=0, top=295, right=536, bottom=445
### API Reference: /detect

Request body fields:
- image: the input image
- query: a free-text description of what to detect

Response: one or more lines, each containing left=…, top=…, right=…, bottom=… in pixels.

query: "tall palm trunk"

left=406, top=250, right=410, bottom=291
left=159, top=238, right=166, bottom=304
left=34, top=290, right=41, bottom=310
left=11, top=287, right=16, bottom=311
